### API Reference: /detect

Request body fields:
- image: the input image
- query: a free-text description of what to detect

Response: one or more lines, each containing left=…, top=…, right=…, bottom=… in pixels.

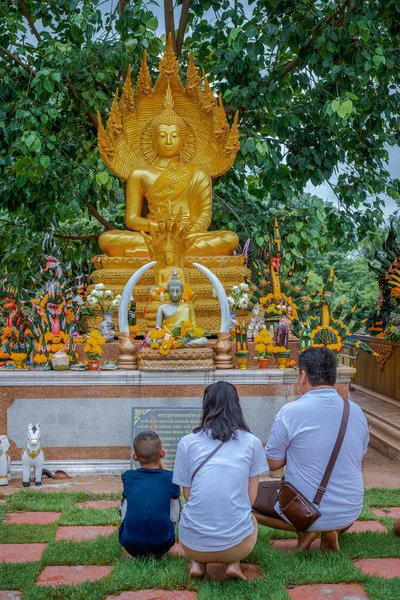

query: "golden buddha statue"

left=97, top=35, right=240, bottom=259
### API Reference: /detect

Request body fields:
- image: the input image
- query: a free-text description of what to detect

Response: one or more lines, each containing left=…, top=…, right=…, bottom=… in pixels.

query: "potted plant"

left=254, top=329, right=273, bottom=368
left=86, top=284, right=122, bottom=342
left=84, top=330, right=106, bottom=370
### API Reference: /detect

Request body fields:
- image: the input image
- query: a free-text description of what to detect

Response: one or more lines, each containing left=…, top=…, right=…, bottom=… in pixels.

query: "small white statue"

left=0, top=435, right=11, bottom=486
left=22, top=423, right=44, bottom=487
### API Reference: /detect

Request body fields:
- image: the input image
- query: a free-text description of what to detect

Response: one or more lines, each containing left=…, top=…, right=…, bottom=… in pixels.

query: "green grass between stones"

left=0, top=488, right=399, bottom=600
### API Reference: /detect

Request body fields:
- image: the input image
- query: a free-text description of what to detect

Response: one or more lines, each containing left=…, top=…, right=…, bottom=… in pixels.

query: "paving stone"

left=6, top=512, right=61, bottom=525
left=186, top=562, right=263, bottom=582
left=371, top=507, right=400, bottom=519
left=0, top=593, right=22, bottom=599
left=347, top=520, right=387, bottom=533
left=272, top=539, right=320, bottom=552
left=107, top=592, right=197, bottom=600
left=168, top=542, right=186, bottom=557
left=37, top=565, right=113, bottom=587
left=75, top=499, right=119, bottom=510
left=55, top=525, right=117, bottom=542
left=0, top=544, right=47, bottom=563
left=287, top=584, right=371, bottom=599
left=353, top=558, right=400, bottom=579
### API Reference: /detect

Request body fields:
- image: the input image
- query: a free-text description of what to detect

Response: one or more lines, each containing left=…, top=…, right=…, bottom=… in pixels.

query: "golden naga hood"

left=97, top=34, right=240, bottom=181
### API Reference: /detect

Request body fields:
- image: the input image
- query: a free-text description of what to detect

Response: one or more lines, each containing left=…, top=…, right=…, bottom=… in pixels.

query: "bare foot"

left=296, top=531, right=319, bottom=551
left=226, top=562, right=247, bottom=581
left=189, top=560, right=206, bottom=578
left=320, top=530, right=340, bottom=552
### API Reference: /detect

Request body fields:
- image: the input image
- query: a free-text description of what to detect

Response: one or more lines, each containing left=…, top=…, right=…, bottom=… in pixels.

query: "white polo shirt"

left=266, top=388, right=369, bottom=531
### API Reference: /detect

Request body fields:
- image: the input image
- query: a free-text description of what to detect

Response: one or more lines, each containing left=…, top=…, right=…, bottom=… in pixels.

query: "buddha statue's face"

left=167, top=284, right=183, bottom=303
left=165, top=249, right=175, bottom=266
left=154, top=124, right=183, bottom=158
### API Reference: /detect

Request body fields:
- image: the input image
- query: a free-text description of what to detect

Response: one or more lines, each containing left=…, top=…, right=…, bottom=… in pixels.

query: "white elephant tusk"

left=118, top=261, right=157, bottom=334
left=193, top=262, right=230, bottom=334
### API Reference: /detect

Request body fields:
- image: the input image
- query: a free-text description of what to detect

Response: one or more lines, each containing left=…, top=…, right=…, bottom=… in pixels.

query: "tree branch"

left=214, top=193, right=250, bottom=237
left=18, top=0, right=41, bottom=43
left=164, top=0, right=177, bottom=52
left=176, top=0, right=190, bottom=56
left=0, top=44, right=35, bottom=75
left=86, top=201, right=115, bottom=230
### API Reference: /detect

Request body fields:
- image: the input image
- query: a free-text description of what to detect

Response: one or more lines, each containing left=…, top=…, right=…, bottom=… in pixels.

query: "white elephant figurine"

left=22, top=423, right=44, bottom=487
left=0, top=435, right=11, bottom=486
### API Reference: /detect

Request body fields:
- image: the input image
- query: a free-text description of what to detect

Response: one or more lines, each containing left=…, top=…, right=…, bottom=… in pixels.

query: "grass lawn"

left=0, top=488, right=399, bottom=599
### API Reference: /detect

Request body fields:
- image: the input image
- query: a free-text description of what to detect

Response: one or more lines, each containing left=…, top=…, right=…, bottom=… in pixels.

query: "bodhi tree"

left=0, top=0, right=399, bottom=286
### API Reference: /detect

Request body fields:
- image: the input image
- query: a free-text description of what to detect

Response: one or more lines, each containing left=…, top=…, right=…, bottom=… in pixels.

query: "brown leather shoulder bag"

left=278, top=398, right=350, bottom=533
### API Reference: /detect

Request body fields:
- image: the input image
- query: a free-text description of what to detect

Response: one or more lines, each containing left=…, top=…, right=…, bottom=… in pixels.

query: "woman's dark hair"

left=193, top=381, right=250, bottom=442
left=298, top=346, right=337, bottom=387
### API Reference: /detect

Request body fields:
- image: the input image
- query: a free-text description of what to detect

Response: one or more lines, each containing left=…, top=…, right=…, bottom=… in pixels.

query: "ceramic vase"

left=275, top=352, right=290, bottom=369
left=88, top=359, right=100, bottom=371
left=235, top=351, right=249, bottom=370
left=100, top=313, right=115, bottom=343
left=258, top=357, right=269, bottom=369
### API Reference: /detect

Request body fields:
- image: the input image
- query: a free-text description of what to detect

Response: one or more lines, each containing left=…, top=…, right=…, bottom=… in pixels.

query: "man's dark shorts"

left=252, top=480, right=284, bottom=520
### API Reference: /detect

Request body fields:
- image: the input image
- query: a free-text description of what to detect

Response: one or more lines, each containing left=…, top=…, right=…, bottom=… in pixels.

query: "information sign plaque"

left=131, top=407, right=202, bottom=469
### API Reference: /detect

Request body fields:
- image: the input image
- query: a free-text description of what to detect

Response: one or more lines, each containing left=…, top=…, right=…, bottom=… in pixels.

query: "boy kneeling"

left=119, top=431, right=181, bottom=558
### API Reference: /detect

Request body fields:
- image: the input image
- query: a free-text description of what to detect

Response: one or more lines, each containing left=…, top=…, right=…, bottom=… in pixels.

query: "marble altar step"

left=349, top=385, right=400, bottom=462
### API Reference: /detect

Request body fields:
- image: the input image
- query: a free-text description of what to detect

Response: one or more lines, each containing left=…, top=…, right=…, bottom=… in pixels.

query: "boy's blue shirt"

left=119, top=468, right=180, bottom=547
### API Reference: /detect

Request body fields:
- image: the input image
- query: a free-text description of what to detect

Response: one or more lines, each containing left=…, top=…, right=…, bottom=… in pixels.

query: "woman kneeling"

left=173, top=381, right=267, bottom=580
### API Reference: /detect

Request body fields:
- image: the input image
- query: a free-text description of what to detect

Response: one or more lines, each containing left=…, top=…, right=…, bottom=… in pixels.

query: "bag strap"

left=191, top=441, right=224, bottom=482
left=313, top=399, right=350, bottom=506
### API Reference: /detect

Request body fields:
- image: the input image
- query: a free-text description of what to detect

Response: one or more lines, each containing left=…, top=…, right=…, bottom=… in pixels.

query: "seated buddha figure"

left=155, top=269, right=208, bottom=347
left=97, top=39, right=241, bottom=259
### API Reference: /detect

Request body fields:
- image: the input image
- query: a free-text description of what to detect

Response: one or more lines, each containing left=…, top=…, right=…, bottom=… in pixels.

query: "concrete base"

left=0, top=367, right=355, bottom=464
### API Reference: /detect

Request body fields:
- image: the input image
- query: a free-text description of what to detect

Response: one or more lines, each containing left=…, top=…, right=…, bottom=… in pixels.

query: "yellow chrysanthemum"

left=255, top=342, right=266, bottom=354
left=98, top=336, right=106, bottom=345
left=192, top=327, right=205, bottom=338
left=90, top=330, right=100, bottom=339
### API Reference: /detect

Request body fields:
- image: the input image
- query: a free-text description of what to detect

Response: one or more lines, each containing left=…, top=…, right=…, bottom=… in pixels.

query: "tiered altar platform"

left=0, top=365, right=355, bottom=475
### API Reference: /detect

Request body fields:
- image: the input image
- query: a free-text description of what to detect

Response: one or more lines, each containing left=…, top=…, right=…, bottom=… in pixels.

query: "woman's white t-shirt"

left=173, top=429, right=267, bottom=551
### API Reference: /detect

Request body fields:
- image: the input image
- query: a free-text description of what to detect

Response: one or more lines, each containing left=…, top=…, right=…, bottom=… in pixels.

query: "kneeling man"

left=253, top=346, right=369, bottom=551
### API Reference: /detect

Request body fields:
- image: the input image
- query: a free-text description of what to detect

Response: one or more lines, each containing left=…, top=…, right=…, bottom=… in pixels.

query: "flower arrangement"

left=84, top=330, right=106, bottom=360
left=311, top=325, right=342, bottom=352
left=287, top=359, right=297, bottom=368
left=171, top=321, right=207, bottom=345
left=228, top=283, right=250, bottom=311
left=254, top=329, right=273, bottom=358
left=383, top=312, right=400, bottom=341
left=147, top=322, right=207, bottom=356
left=129, top=324, right=141, bottom=339
left=272, top=345, right=290, bottom=354
left=86, top=284, right=121, bottom=313
left=235, top=321, right=249, bottom=353
left=182, top=284, right=194, bottom=303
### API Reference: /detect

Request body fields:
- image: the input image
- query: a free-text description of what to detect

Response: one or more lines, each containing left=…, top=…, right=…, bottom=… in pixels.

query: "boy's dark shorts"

left=119, top=525, right=175, bottom=558
left=252, top=480, right=284, bottom=520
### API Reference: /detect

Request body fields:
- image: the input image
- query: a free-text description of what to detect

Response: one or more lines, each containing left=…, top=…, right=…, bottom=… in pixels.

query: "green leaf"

left=295, top=221, right=303, bottom=231
left=331, top=99, right=340, bottom=113
left=345, top=92, right=358, bottom=100
left=146, top=16, right=158, bottom=31
left=40, top=155, right=50, bottom=169
left=96, top=171, right=109, bottom=185
left=336, top=99, right=352, bottom=118
left=360, top=29, right=370, bottom=42
left=316, top=209, right=325, bottom=223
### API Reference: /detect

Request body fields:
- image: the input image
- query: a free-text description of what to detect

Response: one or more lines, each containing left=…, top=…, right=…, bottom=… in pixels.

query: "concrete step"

left=349, top=385, right=400, bottom=462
